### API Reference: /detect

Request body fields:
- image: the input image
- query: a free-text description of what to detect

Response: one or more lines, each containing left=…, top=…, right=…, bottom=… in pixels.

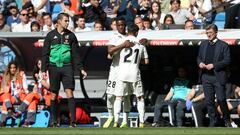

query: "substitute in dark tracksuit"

left=41, top=13, right=87, bottom=127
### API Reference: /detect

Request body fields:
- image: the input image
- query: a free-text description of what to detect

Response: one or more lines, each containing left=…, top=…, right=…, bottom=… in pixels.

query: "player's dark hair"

left=127, top=24, right=139, bottom=34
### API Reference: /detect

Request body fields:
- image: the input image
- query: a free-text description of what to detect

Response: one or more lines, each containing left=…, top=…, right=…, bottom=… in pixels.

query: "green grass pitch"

left=0, top=128, right=240, bottom=135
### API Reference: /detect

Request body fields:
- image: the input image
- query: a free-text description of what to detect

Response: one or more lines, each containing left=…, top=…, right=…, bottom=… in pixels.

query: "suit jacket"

left=197, top=39, right=231, bottom=85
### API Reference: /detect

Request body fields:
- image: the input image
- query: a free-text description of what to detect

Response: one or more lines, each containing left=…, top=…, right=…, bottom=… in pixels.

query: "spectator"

left=116, top=0, right=139, bottom=26
left=134, top=16, right=144, bottom=30
left=61, top=0, right=75, bottom=31
left=152, top=67, right=191, bottom=127
left=0, top=12, right=10, bottom=32
left=142, top=17, right=153, bottom=30
left=74, top=15, right=91, bottom=32
left=93, top=20, right=103, bottom=31
left=163, top=14, right=175, bottom=25
left=168, top=0, right=194, bottom=25
left=148, top=1, right=166, bottom=30
left=29, top=0, right=50, bottom=15
left=6, top=2, right=20, bottom=28
left=0, top=61, right=28, bottom=127
left=137, top=0, right=151, bottom=18
left=102, top=0, right=120, bottom=30
left=184, top=19, right=194, bottom=30
left=189, top=0, right=213, bottom=25
left=224, top=0, right=240, bottom=28
left=110, top=18, right=117, bottom=30
left=83, top=0, right=106, bottom=29
left=30, top=21, right=40, bottom=32
left=22, top=1, right=37, bottom=22
left=42, top=12, right=54, bottom=32
left=68, top=0, right=85, bottom=15
left=12, top=9, right=31, bottom=32
left=160, top=0, right=171, bottom=14
left=103, top=0, right=120, bottom=19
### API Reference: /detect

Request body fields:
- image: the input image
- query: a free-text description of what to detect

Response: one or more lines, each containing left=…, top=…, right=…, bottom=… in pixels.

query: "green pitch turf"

left=0, top=128, right=240, bottom=135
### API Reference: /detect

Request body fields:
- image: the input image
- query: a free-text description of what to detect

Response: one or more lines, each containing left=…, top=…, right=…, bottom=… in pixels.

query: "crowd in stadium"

left=0, top=0, right=239, bottom=32
left=0, top=0, right=240, bottom=128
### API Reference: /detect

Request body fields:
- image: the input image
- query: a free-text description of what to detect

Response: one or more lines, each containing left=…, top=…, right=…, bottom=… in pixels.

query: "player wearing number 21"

left=113, top=23, right=149, bottom=128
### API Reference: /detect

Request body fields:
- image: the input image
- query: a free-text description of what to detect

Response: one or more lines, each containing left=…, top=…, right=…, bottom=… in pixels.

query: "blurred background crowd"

left=0, top=0, right=239, bottom=33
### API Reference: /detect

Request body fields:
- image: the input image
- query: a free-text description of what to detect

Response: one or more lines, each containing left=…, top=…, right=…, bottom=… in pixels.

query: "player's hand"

left=81, top=70, right=87, bottom=79
left=139, top=38, right=148, bottom=45
left=124, top=40, right=134, bottom=48
left=199, top=62, right=206, bottom=69
left=205, top=64, right=214, bottom=70
left=107, top=54, right=113, bottom=60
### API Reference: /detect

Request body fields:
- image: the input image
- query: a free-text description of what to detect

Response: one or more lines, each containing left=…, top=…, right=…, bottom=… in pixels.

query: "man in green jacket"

left=41, top=13, right=87, bottom=127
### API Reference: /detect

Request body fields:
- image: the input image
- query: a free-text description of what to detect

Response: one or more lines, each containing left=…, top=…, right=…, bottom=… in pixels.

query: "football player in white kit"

left=113, top=24, right=149, bottom=128
left=103, top=17, right=135, bottom=128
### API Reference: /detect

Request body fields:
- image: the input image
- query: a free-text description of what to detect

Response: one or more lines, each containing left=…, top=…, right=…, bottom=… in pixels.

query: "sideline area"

left=0, top=127, right=240, bottom=135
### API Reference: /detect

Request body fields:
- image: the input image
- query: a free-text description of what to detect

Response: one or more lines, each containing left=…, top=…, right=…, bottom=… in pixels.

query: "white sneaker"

left=231, top=121, right=238, bottom=128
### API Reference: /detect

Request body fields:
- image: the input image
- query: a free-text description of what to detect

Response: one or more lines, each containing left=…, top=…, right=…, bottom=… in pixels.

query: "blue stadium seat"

left=0, top=110, right=50, bottom=127
left=32, top=110, right=50, bottom=127
left=52, top=3, right=62, bottom=20
left=213, top=12, right=226, bottom=29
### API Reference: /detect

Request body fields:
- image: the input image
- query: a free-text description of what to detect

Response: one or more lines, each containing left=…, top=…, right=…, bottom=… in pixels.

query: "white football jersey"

left=107, top=32, right=127, bottom=68
left=118, top=36, right=148, bottom=82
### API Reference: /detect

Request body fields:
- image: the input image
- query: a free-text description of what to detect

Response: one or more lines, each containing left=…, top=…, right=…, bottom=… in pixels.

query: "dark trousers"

left=225, top=4, right=240, bottom=28
left=202, top=74, right=230, bottom=126
left=153, top=101, right=169, bottom=123
left=192, top=101, right=207, bottom=127
left=153, top=99, right=185, bottom=126
left=169, top=99, right=186, bottom=126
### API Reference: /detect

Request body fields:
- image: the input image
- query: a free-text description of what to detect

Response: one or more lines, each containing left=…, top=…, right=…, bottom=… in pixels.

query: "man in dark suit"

left=197, top=24, right=232, bottom=127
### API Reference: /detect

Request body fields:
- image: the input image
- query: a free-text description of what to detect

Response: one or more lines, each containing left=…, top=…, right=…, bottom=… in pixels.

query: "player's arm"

left=140, top=46, right=149, bottom=65
left=108, top=40, right=134, bottom=55
left=141, top=58, right=149, bottom=65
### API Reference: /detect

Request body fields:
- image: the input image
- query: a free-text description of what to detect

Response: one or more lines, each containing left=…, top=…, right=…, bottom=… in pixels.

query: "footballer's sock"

left=122, top=112, right=129, bottom=124
left=50, top=99, right=58, bottom=123
left=107, top=94, right=115, bottom=118
left=114, top=97, right=122, bottom=123
left=68, top=97, right=76, bottom=123
left=137, top=98, right=145, bottom=123
left=108, top=108, right=114, bottom=118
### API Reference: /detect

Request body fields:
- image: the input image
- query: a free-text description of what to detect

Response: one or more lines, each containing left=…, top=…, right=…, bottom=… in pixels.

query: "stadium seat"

left=52, top=3, right=62, bottom=20
left=213, top=12, right=226, bottom=29
left=31, top=110, right=50, bottom=127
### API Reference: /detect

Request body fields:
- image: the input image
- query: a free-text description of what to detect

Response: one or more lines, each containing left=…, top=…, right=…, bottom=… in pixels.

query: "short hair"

left=116, top=16, right=126, bottom=23
left=170, top=0, right=181, bottom=5
left=205, top=24, right=218, bottom=32
left=142, top=17, right=151, bottom=22
left=75, top=14, right=85, bottom=21
left=94, top=20, right=103, bottom=27
left=42, top=12, right=52, bottom=18
left=185, top=19, right=193, bottom=24
left=31, top=21, right=40, bottom=28
left=57, top=13, right=69, bottom=21
left=127, top=24, right=139, bottom=34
